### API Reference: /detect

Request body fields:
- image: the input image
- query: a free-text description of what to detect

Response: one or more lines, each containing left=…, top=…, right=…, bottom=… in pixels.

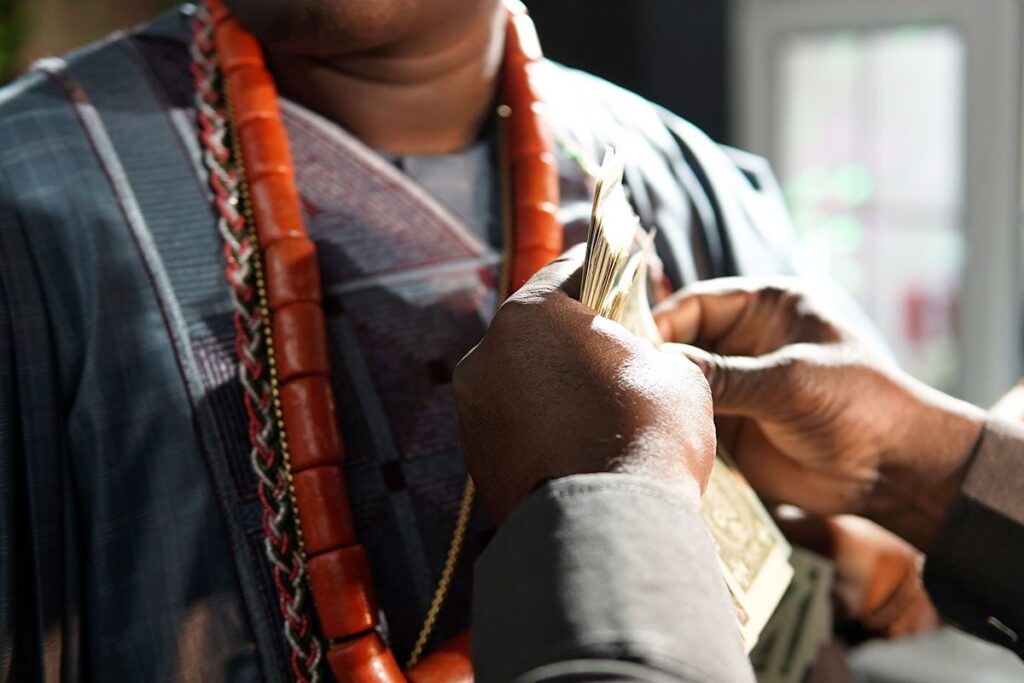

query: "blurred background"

left=0, top=0, right=1022, bottom=681
left=2, top=0, right=1021, bottom=409
left=533, top=0, right=1024, bottom=413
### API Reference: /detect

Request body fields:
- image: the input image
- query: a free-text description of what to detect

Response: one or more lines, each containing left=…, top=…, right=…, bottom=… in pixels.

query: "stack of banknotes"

left=750, top=548, right=834, bottom=683
left=579, top=148, right=807, bottom=654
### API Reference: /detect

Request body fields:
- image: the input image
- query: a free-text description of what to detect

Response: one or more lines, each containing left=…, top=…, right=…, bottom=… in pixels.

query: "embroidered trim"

left=191, top=6, right=323, bottom=681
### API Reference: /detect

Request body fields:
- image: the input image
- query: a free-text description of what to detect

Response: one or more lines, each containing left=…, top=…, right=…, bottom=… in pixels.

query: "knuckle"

left=704, top=353, right=731, bottom=402
left=494, top=296, right=532, bottom=321
left=451, top=353, right=475, bottom=399
left=770, top=352, right=803, bottom=389
left=755, top=277, right=803, bottom=306
left=758, top=283, right=790, bottom=304
left=684, top=357, right=713, bottom=394
left=666, top=352, right=713, bottom=396
left=770, top=350, right=827, bottom=412
left=490, top=299, right=538, bottom=340
left=497, top=293, right=560, bottom=324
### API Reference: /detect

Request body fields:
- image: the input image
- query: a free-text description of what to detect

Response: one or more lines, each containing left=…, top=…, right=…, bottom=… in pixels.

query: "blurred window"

left=778, top=27, right=965, bottom=393
left=733, top=0, right=1023, bottom=405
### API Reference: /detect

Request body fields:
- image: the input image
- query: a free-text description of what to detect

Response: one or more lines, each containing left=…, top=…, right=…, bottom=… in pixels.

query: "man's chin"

left=221, top=0, right=447, bottom=56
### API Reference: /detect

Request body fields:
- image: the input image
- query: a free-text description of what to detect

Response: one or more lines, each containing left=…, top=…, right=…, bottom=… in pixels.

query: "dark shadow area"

left=526, top=0, right=729, bottom=142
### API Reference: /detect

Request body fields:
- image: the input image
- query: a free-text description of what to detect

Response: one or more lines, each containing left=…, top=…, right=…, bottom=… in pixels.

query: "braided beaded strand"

left=195, top=1, right=563, bottom=679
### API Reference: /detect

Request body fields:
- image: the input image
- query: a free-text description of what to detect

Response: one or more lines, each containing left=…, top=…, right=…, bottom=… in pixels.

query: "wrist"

left=483, top=428, right=706, bottom=525
left=889, top=376, right=986, bottom=473
left=606, top=427, right=709, bottom=507
left=871, top=375, right=986, bottom=551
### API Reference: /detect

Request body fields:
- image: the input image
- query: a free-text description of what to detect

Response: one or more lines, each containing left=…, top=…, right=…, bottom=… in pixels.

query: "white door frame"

left=731, top=0, right=1023, bottom=405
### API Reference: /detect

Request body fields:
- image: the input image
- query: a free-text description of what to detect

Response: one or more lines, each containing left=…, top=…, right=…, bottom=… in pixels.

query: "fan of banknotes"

left=579, top=147, right=803, bottom=654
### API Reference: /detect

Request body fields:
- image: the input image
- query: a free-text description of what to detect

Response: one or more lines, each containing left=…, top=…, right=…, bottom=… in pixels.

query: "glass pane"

left=778, top=26, right=966, bottom=395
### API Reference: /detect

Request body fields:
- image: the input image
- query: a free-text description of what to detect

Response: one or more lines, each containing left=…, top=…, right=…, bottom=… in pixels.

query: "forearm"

left=472, top=473, right=754, bottom=683
left=923, top=418, right=1024, bottom=655
left=866, top=381, right=1024, bottom=655
left=869, top=379, right=987, bottom=552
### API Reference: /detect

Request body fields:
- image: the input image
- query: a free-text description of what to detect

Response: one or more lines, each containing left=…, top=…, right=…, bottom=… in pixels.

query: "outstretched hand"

left=654, top=277, right=986, bottom=551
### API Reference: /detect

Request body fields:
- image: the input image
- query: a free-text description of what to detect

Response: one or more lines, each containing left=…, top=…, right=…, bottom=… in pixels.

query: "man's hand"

left=453, top=248, right=717, bottom=524
left=779, top=514, right=940, bottom=638
left=654, top=277, right=986, bottom=551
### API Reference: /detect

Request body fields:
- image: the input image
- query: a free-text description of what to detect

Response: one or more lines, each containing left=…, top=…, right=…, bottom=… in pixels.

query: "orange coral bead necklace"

left=193, top=0, right=563, bottom=680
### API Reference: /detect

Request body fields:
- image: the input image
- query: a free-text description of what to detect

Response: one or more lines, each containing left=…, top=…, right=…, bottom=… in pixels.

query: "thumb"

left=662, top=343, right=781, bottom=416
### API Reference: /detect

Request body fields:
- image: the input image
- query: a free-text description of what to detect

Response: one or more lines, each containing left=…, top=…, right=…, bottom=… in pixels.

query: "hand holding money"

left=453, top=247, right=716, bottom=524
left=462, top=147, right=799, bottom=657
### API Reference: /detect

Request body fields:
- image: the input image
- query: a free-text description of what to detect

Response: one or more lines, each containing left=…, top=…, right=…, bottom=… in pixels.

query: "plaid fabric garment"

left=0, top=6, right=795, bottom=681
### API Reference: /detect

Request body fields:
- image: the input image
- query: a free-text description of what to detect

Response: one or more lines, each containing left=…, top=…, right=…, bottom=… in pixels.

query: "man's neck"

left=266, top=1, right=505, bottom=155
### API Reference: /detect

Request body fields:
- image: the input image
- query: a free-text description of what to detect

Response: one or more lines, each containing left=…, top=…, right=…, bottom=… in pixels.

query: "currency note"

left=703, top=456, right=794, bottom=650
left=578, top=147, right=793, bottom=651
left=753, top=548, right=834, bottom=683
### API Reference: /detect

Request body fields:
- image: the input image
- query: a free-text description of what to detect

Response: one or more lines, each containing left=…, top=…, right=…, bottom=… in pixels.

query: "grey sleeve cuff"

left=471, top=473, right=754, bottom=683
left=924, top=418, right=1024, bottom=656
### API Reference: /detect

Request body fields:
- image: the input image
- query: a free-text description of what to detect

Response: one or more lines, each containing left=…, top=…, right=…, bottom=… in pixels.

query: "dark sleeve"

left=0, top=219, right=14, bottom=681
left=471, top=474, right=754, bottom=683
left=924, top=418, right=1024, bottom=657
left=0, top=168, right=77, bottom=681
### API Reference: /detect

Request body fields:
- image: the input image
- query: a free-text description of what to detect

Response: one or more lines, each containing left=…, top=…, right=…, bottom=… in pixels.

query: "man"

left=0, top=0, right=794, bottom=680
left=456, top=263, right=1024, bottom=682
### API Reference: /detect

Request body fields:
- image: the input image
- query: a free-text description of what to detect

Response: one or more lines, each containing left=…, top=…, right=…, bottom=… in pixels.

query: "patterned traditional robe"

left=0, top=6, right=796, bottom=681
